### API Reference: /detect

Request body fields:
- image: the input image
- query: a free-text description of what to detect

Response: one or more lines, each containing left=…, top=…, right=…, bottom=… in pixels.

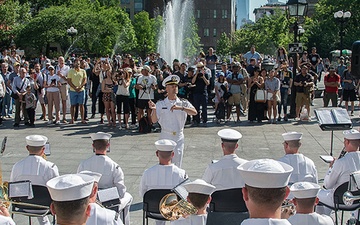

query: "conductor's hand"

left=170, top=104, right=182, bottom=112
left=148, top=100, right=156, bottom=110
left=0, top=205, right=10, bottom=217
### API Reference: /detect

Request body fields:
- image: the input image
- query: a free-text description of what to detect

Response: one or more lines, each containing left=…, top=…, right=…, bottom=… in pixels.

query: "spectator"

left=214, top=72, right=228, bottom=113
left=127, top=68, right=137, bottom=128
left=1, top=62, right=12, bottom=119
left=294, top=65, right=314, bottom=120
left=101, top=70, right=116, bottom=127
left=205, top=47, right=218, bottom=95
left=34, top=63, right=47, bottom=121
left=343, top=63, right=356, bottom=116
left=115, top=70, right=131, bottom=129
left=0, top=70, right=5, bottom=125
left=192, top=62, right=210, bottom=126
left=323, top=67, right=340, bottom=107
left=23, top=85, right=37, bottom=127
left=265, top=69, right=280, bottom=124
left=246, top=58, right=256, bottom=77
left=45, top=65, right=61, bottom=125
left=226, top=62, right=244, bottom=123
left=277, top=62, right=293, bottom=122
left=56, top=56, right=70, bottom=123
left=308, top=47, right=320, bottom=74
left=276, top=47, right=289, bottom=65
left=248, top=67, right=265, bottom=122
left=12, top=67, right=30, bottom=127
left=243, top=45, right=262, bottom=66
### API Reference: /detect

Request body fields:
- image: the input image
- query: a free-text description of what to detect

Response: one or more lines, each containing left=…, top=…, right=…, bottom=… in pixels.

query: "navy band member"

left=47, top=174, right=95, bottom=225
left=287, top=182, right=334, bottom=225
left=278, top=132, right=318, bottom=184
left=238, top=159, right=293, bottom=225
left=10, top=135, right=59, bottom=225
left=77, top=132, right=133, bottom=225
left=148, top=75, right=197, bottom=168
left=202, top=128, right=248, bottom=190
left=0, top=206, right=16, bottom=225
left=171, top=179, right=216, bottom=225
left=79, top=171, right=124, bottom=225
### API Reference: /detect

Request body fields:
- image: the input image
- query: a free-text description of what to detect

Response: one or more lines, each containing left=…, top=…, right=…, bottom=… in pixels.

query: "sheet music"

left=97, top=187, right=119, bottom=202
left=316, top=110, right=335, bottom=124
left=332, top=108, right=352, bottom=124
left=9, top=181, right=33, bottom=199
left=44, top=143, right=51, bottom=156
left=172, top=179, right=190, bottom=200
left=319, top=155, right=334, bottom=163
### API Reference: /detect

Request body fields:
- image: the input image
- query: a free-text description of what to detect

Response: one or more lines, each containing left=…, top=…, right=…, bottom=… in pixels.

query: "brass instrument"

left=343, top=191, right=360, bottom=206
left=281, top=199, right=296, bottom=219
left=159, top=193, right=197, bottom=220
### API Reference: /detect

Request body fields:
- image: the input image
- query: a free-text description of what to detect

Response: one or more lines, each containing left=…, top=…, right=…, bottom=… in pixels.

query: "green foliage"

left=183, top=16, right=200, bottom=59
left=306, top=0, right=360, bottom=58
left=132, top=11, right=155, bottom=56
left=151, top=15, right=164, bottom=50
left=216, top=33, right=231, bottom=56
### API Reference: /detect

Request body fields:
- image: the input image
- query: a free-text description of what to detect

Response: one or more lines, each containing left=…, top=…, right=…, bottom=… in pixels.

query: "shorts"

left=137, top=99, right=151, bottom=110
left=59, top=84, right=68, bottom=101
left=227, top=93, right=241, bottom=106
left=296, top=92, right=310, bottom=107
left=342, top=89, right=357, bottom=102
left=102, top=92, right=112, bottom=103
left=37, top=89, right=45, bottom=104
left=69, top=90, right=85, bottom=105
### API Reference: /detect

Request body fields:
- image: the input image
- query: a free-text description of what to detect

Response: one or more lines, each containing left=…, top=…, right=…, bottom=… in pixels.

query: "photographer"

left=191, top=62, right=210, bottom=126
left=44, top=65, right=61, bottom=125
left=115, top=70, right=131, bottom=129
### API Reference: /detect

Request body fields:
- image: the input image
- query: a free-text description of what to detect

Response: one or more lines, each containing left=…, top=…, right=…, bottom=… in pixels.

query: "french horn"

left=159, top=193, right=197, bottom=220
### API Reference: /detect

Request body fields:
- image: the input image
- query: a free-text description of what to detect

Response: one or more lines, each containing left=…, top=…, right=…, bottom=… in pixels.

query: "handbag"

left=255, top=89, right=267, bottom=103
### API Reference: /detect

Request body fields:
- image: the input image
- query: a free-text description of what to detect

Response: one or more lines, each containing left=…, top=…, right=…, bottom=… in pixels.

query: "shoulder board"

left=116, top=165, right=120, bottom=169
left=51, top=163, right=56, bottom=168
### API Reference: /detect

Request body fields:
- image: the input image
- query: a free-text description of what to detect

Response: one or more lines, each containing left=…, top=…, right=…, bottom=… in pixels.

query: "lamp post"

left=286, top=0, right=307, bottom=118
left=67, top=26, right=78, bottom=44
left=334, top=11, right=351, bottom=57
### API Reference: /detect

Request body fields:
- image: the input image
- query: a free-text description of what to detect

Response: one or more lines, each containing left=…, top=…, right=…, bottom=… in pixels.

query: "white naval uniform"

left=288, top=212, right=334, bottom=225
left=278, top=153, right=318, bottom=184
left=202, top=154, right=248, bottom=190
left=317, top=152, right=360, bottom=213
left=241, top=218, right=292, bottom=225
left=139, top=164, right=187, bottom=197
left=0, top=215, right=16, bottom=225
left=78, top=155, right=133, bottom=225
left=170, top=214, right=207, bottom=225
left=86, top=202, right=124, bottom=225
left=155, top=97, right=195, bottom=168
left=140, top=164, right=187, bottom=225
left=10, top=155, right=59, bottom=225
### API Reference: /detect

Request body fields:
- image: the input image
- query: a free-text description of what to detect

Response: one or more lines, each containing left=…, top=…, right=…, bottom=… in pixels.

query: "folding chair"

left=9, top=181, right=54, bottom=225
left=209, top=188, right=248, bottom=212
left=318, top=171, right=360, bottom=225
left=143, top=189, right=172, bottom=225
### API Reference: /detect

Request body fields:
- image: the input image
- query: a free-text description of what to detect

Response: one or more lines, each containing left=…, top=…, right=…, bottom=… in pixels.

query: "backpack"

left=215, top=102, right=226, bottom=120
left=139, top=115, right=151, bottom=133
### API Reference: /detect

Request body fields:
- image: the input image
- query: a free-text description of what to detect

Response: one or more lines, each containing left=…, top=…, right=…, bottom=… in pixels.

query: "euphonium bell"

left=343, top=191, right=360, bottom=206
left=0, top=182, right=10, bottom=208
left=159, top=193, right=197, bottom=220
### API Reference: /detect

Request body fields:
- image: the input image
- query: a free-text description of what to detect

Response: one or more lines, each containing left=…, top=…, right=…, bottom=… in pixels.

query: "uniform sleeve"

left=202, top=165, right=213, bottom=184
left=139, top=174, right=147, bottom=197
left=182, top=99, right=194, bottom=109
left=9, top=165, right=17, bottom=182
left=113, top=165, right=126, bottom=198
left=155, top=101, right=162, bottom=121
left=324, top=161, right=342, bottom=189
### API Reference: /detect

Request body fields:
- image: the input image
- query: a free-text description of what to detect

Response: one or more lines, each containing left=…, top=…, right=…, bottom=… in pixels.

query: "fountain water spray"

left=157, top=0, right=194, bottom=64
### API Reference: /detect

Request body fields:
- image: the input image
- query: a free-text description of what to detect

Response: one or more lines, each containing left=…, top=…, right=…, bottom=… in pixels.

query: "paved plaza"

left=1, top=95, right=359, bottom=224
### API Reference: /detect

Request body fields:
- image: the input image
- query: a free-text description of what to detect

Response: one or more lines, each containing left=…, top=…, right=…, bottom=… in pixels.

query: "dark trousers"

left=323, top=92, right=338, bottom=107
left=193, top=93, right=208, bottom=123
left=15, top=98, right=29, bottom=124
left=91, top=88, right=98, bottom=116
left=26, top=107, right=35, bottom=125
left=129, top=97, right=136, bottom=125
left=98, top=92, right=105, bottom=114
left=278, top=87, right=289, bottom=116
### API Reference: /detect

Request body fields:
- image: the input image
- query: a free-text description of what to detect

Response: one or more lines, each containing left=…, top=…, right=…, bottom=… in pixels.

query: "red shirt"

left=324, top=73, right=340, bottom=93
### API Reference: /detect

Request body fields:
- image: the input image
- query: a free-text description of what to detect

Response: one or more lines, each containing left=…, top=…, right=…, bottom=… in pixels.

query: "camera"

left=198, top=73, right=204, bottom=77
left=51, top=79, right=56, bottom=85
left=142, top=85, right=147, bottom=90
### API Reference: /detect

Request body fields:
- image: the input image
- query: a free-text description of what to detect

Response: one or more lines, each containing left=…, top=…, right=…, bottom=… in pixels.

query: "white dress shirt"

left=0, top=215, right=15, bottom=225
left=86, top=202, right=124, bottom=225
left=171, top=214, right=207, bottom=225
left=288, top=212, right=334, bottom=225
left=202, top=154, right=248, bottom=190
left=139, top=164, right=187, bottom=197
left=241, top=218, right=292, bottom=225
left=278, top=153, right=318, bottom=184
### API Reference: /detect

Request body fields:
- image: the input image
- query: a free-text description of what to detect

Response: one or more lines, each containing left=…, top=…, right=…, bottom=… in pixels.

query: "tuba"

left=159, top=193, right=198, bottom=220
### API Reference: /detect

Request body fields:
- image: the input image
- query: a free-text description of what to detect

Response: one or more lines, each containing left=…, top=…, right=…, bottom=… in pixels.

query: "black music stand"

left=314, top=108, right=352, bottom=156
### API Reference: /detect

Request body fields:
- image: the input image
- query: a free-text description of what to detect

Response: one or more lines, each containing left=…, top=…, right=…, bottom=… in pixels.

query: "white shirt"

left=0, top=215, right=15, bottom=225
left=243, top=51, right=262, bottom=65
left=156, top=97, right=194, bottom=140
left=202, top=154, right=248, bottom=190
left=86, top=203, right=124, bottom=225
left=46, top=74, right=61, bottom=92
left=10, top=155, right=59, bottom=186
left=241, top=218, right=292, bottom=225
left=288, top=212, right=334, bottom=225
left=324, top=151, right=360, bottom=190
left=278, top=153, right=318, bottom=184
left=78, top=155, right=126, bottom=198
left=56, top=64, right=70, bottom=84
left=139, top=164, right=187, bottom=197
left=171, top=214, right=207, bottom=225
left=137, top=74, right=157, bottom=100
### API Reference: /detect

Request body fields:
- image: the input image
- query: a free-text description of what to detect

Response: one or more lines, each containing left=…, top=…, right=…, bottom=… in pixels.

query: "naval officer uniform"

left=202, top=129, right=248, bottom=190
left=288, top=182, right=334, bottom=225
left=155, top=75, right=195, bottom=168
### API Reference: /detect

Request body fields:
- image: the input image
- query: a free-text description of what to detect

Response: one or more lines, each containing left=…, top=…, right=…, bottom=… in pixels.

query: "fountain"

left=157, top=0, right=194, bottom=64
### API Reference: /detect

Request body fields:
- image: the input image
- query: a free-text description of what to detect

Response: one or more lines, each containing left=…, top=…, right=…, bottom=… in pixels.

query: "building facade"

left=120, top=0, right=145, bottom=20
left=236, top=0, right=250, bottom=29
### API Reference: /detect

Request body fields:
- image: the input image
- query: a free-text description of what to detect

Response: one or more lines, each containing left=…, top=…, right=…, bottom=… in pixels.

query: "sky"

left=249, top=0, right=285, bottom=21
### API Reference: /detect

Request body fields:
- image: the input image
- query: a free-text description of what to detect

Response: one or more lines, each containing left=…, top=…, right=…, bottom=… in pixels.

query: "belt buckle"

left=172, top=131, right=176, bottom=135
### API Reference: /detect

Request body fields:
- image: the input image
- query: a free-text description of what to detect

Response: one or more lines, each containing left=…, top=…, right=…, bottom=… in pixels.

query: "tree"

left=183, top=16, right=201, bottom=59
left=216, top=33, right=232, bottom=56
left=132, top=11, right=155, bottom=57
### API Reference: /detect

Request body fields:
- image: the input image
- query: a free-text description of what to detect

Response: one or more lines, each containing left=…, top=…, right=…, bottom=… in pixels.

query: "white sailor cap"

left=155, top=139, right=176, bottom=152
left=90, top=132, right=112, bottom=141
left=282, top=132, right=302, bottom=141
left=184, top=179, right=216, bottom=195
left=238, top=159, right=293, bottom=188
left=162, top=75, right=180, bottom=87
left=290, top=182, right=320, bottom=199
left=343, top=129, right=360, bottom=140
left=218, top=129, right=242, bottom=142
left=79, top=171, right=102, bottom=183
left=46, top=174, right=95, bottom=202
left=25, top=135, right=48, bottom=147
